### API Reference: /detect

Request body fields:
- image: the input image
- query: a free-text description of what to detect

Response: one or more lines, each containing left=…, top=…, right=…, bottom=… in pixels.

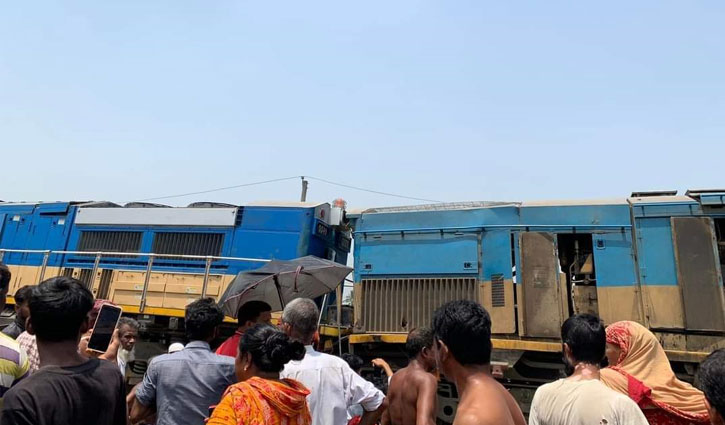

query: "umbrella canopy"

left=218, top=255, right=352, bottom=317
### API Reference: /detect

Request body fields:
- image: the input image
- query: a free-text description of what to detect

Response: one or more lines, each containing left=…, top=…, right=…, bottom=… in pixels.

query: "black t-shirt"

left=1, top=358, right=127, bottom=425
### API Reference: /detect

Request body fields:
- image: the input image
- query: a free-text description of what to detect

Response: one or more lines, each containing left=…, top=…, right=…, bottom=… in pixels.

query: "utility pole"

left=300, top=176, right=308, bottom=202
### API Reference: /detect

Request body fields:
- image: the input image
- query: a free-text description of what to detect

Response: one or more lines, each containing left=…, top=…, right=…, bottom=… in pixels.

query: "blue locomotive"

left=347, top=190, right=725, bottom=422
left=0, top=200, right=351, bottom=332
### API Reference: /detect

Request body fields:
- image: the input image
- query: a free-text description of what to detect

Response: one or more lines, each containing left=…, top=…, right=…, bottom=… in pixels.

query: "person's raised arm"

left=416, top=374, right=438, bottom=425
left=372, top=358, right=393, bottom=378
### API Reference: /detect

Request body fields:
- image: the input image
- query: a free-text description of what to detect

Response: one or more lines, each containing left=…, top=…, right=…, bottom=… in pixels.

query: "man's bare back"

left=382, top=361, right=437, bottom=425
left=453, top=374, right=526, bottom=425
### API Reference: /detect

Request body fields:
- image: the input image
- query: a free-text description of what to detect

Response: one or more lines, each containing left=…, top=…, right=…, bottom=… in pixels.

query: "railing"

left=0, top=248, right=269, bottom=312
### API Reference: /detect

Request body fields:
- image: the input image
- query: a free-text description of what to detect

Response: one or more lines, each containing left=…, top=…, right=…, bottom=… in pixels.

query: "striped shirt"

left=16, top=332, right=39, bottom=374
left=0, top=333, right=29, bottom=406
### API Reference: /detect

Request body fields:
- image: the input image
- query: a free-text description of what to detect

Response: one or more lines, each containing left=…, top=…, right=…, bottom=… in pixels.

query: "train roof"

left=357, top=201, right=519, bottom=214
left=0, top=200, right=330, bottom=209
left=243, top=201, right=329, bottom=208
left=352, top=191, right=723, bottom=216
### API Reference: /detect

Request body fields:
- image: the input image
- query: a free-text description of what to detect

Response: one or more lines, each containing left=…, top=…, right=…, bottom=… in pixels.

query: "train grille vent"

left=491, top=274, right=506, bottom=307
left=151, top=232, right=224, bottom=259
left=360, top=277, right=477, bottom=333
left=78, top=231, right=142, bottom=253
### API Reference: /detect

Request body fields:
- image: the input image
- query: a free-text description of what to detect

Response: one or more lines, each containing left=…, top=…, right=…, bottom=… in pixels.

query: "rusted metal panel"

left=572, top=285, right=598, bottom=315
left=359, top=277, right=478, bottom=333
left=519, top=232, right=564, bottom=338
left=671, top=217, right=725, bottom=331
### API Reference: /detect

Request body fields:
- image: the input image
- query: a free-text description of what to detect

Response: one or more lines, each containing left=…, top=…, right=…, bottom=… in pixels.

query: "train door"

left=671, top=217, right=725, bottom=332
left=556, top=234, right=598, bottom=317
left=518, top=232, right=566, bottom=338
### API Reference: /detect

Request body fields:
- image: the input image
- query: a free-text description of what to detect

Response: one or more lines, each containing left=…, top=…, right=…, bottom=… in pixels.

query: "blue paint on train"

left=357, top=233, right=479, bottom=276
left=0, top=202, right=77, bottom=267
left=635, top=217, right=678, bottom=286
left=591, top=232, right=638, bottom=288
left=0, top=202, right=349, bottom=274
left=482, top=230, right=513, bottom=281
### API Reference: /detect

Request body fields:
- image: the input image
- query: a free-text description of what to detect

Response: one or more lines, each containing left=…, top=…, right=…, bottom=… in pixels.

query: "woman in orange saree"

left=600, top=321, right=709, bottom=425
left=208, top=324, right=311, bottom=425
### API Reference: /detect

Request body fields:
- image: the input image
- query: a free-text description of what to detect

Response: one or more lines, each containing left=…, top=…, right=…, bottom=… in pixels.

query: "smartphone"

left=87, top=304, right=123, bottom=353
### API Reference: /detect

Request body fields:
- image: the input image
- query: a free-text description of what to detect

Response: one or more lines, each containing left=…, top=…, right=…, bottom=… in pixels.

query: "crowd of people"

left=0, top=262, right=723, bottom=425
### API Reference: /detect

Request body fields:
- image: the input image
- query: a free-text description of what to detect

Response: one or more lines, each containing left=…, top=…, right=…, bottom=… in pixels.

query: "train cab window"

left=556, top=234, right=598, bottom=316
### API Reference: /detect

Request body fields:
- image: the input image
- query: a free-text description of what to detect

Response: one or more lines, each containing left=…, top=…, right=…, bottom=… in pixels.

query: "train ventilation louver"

left=491, top=274, right=506, bottom=307
left=360, top=277, right=478, bottom=333
left=78, top=231, right=143, bottom=253
left=151, top=232, right=224, bottom=259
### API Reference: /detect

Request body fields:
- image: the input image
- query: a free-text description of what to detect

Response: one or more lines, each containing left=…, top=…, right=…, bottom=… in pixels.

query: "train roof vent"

left=79, top=201, right=122, bottom=208
left=123, top=202, right=172, bottom=208
left=187, top=202, right=238, bottom=208
left=630, top=190, right=678, bottom=198
left=685, top=189, right=725, bottom=198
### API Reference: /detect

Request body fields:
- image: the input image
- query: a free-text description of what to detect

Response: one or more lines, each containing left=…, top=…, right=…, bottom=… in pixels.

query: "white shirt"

left=282, top=346, right=385, bottom=425
left=529, top=379, right=648, bottom=425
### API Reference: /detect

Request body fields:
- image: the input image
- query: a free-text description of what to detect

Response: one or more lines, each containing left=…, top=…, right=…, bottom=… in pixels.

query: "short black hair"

left=0, top=264, right=11, bottom=290
left=697, top=348, right=725, bottom=419
left=240, top=324, right=305, bottom=373
left=433, top=300, right=492, bottom=365
left=14, top=285, right=34, bottom=305
left=406, top=327, right=434, bottom=359
left=185, top=297, right=224, bottom=340
left=29, top=276, right=94, bottom=342
left=561, top=314, right=606, bottom=365
left=237, top=300, right=272, bottom=326
left=342, top=353, right=364, bottom=372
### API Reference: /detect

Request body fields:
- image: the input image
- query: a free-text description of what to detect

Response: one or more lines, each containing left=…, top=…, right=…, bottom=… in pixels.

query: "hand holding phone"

left=87, top=304, right=123, bottom=354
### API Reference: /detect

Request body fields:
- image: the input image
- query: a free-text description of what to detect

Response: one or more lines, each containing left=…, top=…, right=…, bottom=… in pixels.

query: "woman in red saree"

left=208, top=324, right=311, bottom=425
left=600, top=321, right=709, bottom=425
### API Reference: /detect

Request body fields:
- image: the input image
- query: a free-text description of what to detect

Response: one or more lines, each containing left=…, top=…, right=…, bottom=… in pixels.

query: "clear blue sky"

left=1, top=1, right=723, bottom=208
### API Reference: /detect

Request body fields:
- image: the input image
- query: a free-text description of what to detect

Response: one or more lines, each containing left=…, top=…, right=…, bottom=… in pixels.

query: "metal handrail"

left=0, top=248, right=270, bottom=313
left=0, top=248, right=270, bottom=262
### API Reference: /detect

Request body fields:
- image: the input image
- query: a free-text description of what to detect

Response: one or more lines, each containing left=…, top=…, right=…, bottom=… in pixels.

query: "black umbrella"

left=218, top=255, right=352, bottom=317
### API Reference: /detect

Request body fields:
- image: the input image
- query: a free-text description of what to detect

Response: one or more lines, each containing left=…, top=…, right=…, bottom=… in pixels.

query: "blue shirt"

left=135, top=341, right=236, bottom=425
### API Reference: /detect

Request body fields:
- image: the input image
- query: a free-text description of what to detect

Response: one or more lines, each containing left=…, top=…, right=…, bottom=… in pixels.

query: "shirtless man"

left=382, top=327, right=437, bottom=425
left=432, top=300, right=526, bottom=425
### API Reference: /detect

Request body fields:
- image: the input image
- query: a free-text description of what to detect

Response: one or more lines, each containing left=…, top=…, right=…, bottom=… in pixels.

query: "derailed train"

left=2, top=190, right=724, bottom=419
left=347, top=190, right=725, bottom=421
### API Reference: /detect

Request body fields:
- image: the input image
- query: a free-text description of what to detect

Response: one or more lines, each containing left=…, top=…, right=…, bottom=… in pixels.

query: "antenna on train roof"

left=300, top=176, right=309, bottom=202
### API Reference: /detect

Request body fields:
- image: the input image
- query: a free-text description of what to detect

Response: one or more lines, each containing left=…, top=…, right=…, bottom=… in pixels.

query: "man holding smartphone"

left=0, top=276, right=127, bottom=425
